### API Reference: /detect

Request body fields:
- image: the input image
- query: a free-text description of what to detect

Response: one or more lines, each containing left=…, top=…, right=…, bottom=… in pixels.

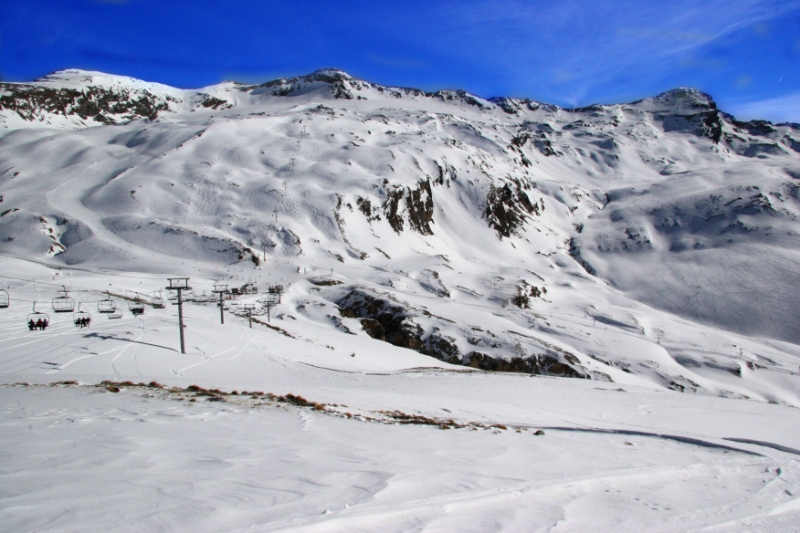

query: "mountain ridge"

left=5, top=68, right=797, bottom=129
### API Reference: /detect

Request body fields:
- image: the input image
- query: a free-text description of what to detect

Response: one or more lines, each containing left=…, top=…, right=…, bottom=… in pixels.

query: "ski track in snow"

left=1, top=383, right=799, bottom=533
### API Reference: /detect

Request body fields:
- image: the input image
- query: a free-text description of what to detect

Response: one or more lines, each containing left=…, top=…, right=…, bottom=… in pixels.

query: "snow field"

left=2, top=381, right=799, bottom=533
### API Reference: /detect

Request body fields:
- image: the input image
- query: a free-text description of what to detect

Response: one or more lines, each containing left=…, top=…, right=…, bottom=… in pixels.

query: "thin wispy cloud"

left=399, top=0, right=800, bottom=105
left=728, top=92, right=800, bottom=123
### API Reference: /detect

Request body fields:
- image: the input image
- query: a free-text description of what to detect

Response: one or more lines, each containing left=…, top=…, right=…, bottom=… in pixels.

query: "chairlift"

left=107, top=308, right=123, bottom=320
left=268, top=284, right=284, bottom=303
left=195, top=291, right=209, bottom=303
left=73, top=304, right=91, bottom=328
left=27, top=303, right=50, bottom=331
left=182, top=290, right=197, bottom=302
left=151, top=291, right=166, bottom=309
left=125, top=291, right=145, bottom=316
left=97, top=292, right=117, bottom=314
left=52, top=285, right=75, bottom=313
left=0, top=289, right=9, bottom=309
left=240, top=282, right=258, bottom=294
left=129, top=299, right=145, bottom=316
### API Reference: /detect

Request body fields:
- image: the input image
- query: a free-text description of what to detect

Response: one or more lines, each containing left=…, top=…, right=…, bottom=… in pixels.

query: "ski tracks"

left=171, top=330, right=253, bottom=377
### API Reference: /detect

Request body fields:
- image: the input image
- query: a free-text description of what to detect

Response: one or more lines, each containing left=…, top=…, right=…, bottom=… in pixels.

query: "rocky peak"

left=304, top=68, right=355, bottom=84
left=638, top=87, right=717, bottom=114
left=432, top=89, right=491, bottom=109
left=488, top=96, right=548, bottom=115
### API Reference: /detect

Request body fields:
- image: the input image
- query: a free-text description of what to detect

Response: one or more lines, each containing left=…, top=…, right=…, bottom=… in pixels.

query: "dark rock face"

left=198, top=95, right=229, bottom=109
left=306, top=69, right=352, bottom=84
left=383, top=187, right=405, bottom=233
left=491, top=97, right=523, bottom=115
left=259, top=69, right=364, bottom=99
left=338, top=290, right=424, bottom=351
left=533, top=138, right=559, bottom=157
left=407, top=180, right=434, bottom=235
left=382, top=180, right=435, bottom=235
left=309, top=279, right=343, bottom=286
left=646, top=88, right=717, bottom=111
left=733, top=119, right=777, bottom=136
left=433, top=89, right=487, bottom=109
left=0, top=83, right=173, bottom=124
left=489, top=97, right=544, bottom=115
left=701, top=111, right=723, bottom=143
left=331, top=82, right=354, bottom=100
left=782, top=136, right=800, bottom=154
left=569, top=237, right=597, bottom=275
left=484, top=179, right=542, bottom=238
left=356, top=196, right=380, bottom=221
left=336, top=289, right=588, bottom=378
left=508, top=133, right=533, bottom=165
left=510, top=283, right=547, bottom=308
left=464, top=351, right=586, bottom=377
left=661, top=111, right=722, bottom=143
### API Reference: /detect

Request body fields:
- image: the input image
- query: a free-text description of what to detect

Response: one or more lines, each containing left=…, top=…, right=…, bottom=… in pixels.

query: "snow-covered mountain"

left=1, top=68, right=799, bottom=405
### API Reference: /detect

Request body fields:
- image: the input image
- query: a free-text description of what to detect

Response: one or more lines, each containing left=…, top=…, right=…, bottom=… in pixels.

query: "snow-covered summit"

left=32, top=69, right=183, bottom=96
left=635, top=87, right=717, bottom=113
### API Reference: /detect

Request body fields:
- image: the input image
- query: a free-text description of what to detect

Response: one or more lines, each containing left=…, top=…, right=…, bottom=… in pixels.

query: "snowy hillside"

left=2, top=68, right=798, bottom=399
left=1, top=68, right=800, bottom=531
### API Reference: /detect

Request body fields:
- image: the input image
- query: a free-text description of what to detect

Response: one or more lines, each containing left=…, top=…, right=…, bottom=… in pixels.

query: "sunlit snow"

left=1, top=69, right=799, bottom=532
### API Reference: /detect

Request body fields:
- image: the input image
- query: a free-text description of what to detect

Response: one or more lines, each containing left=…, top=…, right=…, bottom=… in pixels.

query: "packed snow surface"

left=1, top=69, right=799, bottom=532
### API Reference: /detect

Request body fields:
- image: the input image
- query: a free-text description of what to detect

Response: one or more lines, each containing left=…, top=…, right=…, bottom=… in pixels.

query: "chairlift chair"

left=107, top=308, right=123, bottom=320
left=97, top=292, right=116, bottom=314
left=126, top=291, right=145, bottom=316
left=0, top=289, right=9, bottom=309
left=52, top=285, right=75, bottom=313
left=73, top=305, right=91, bottom=328
left=195, top=291, right=209, bottom=303
left=151, top=291, right=166, bottom=309
left=129, top=299, right=145, bottom=316
left=27, top=303, right=50, bottom=331
left=268, top=284, right=284, bottom=303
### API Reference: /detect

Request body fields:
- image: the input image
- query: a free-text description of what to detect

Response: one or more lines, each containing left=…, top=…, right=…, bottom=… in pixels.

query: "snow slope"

left=2, top=68, right=799, bottom=398
left=1, top=69, right=800, bottom=531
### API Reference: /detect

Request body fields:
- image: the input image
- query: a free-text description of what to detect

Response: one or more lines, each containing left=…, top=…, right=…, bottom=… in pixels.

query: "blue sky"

left=2, top=0, right=799, bottom=122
